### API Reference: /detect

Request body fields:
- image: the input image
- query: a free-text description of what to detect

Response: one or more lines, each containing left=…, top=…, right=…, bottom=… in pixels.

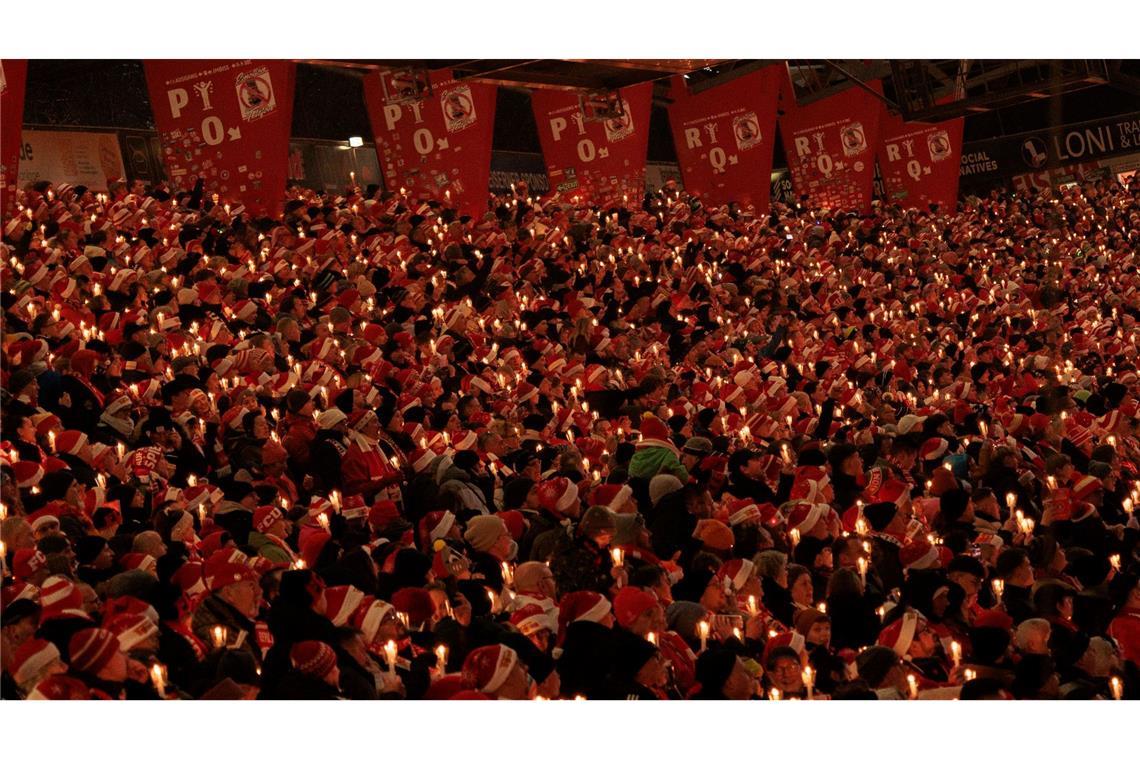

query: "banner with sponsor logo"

left=363, top=70, right=497, bottom=217
left=144, top=60, right=296, bottom=215
left=17, top=130, right=127, bottom=191
left=875, top=104, right=963, bottom=209
left=531, top=82, right=652, bottom=204
left=959, top=112, right=1140, bottom=192
left=668, top=67, right=781, bottom=210
left=1, top=59, right=29, bottom=221
left=779, top=79, right=882, bottom=213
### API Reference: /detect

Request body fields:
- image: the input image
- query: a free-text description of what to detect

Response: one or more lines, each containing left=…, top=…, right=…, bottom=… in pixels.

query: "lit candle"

left=646, top=632, right=657, bottom=646
left=950, top=640, right=962, bottom=668
left=211, top=625, right=226, bottom=649
left=816, top=601, right=827, bottom=614
left=501, top=561, right=514, bottom=587
left=857, top=556, right=868, bottom=586
left=732, top=626, right=743, bottom=642
left=611, top=547, right=624, bottom=567
left=769, top=688, right=782, bottom=701
left=1005, top=492, right=1017, bottom=511
left=150, top=663, right=167, bottom=698
left=992, top=579, right=1005, bottom=599
left=1110, top=554, right=1121, bottom=571
left=384, top=640, right=398, bottom=675
left=317, top=513, right=330, bottom=531
left=1110, top=676, right=1123, bottom=700
left=802, top=665, right=815, bottom=700
left=963, top=668, right=977, bottom=681
left=698, top=620, right=710, bottom=652
left=789, top=528, right=800, bottom=548
left=907, top=673, right=918, bottom=699
left=747, top=595, right=758, bottom=616
left=435, top=644, right=449, bottom=673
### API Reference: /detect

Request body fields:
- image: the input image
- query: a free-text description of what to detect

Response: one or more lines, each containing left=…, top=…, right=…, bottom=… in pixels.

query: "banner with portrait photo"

left=144, top=59, right=296, bottom=215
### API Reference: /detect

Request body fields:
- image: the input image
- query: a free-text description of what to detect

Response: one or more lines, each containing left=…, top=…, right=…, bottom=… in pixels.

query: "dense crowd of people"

left=1, top=171, right=1138, bottom=700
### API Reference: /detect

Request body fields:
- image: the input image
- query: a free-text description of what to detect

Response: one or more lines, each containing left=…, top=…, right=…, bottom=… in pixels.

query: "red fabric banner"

left=531, top=83, right=652, bottom=204
left=1, top=59, right=29, bottom=221
left=362, top=70, right=497, bottom=217
left=144, top=60, right=296, bottom=215
left=875, top=104, right=964, bottom=210
left=779, top=79, right=883, bottom=213
left=668, top=67, right=781, bottom=211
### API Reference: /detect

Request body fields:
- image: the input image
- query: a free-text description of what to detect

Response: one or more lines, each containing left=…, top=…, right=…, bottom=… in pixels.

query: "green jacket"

left=247, top=531, right=293, bottom=565
left=628, top=446, right=689, bottom=482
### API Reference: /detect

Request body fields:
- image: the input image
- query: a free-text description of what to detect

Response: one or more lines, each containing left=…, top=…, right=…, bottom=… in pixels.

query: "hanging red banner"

left=144, top=60, right=295, bottom=215
left=1, top=59, right=29, bottom=221
left=363, top=69, right=497, bottom=217
left=875, top=104, right=964, bottom=210
left=779, top=78, right=883, bottom=213
left=531, top=82, right=652, bottom=204
left=668, top=66, right=781, bottom=211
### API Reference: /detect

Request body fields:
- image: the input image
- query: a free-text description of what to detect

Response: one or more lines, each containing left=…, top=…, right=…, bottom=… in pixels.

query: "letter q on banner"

left=668, top=66, right=782, bottom=211
left=144, top=60, right=296, bottom=216
left=875, top=100, right=964, bottom=211
left=778, top=77, right=883, bottom=214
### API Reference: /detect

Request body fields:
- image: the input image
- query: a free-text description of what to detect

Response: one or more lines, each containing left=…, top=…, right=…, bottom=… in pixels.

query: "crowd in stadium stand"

left=1, top=172, right=1138, bottom=700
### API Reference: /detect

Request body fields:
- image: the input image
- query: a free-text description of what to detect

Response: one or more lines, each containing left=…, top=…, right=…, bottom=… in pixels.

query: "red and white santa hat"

left=558, top=590, right=612, bottom=629
left=589, top=483, right=632, bottom=511
left=323, top=585, right=367, bottom=627
left=536, top=477, right=578, bottom=515
left=878, top=610, right=920, bottom=657
left=352, top=596, right=396, bottom=644
left=899, top=539, right=942, bottom=572
left=510, top=604, right=558, bottom=637
left=11, top=639, right=61, bottom=686
left=786, top=500, right=829, bottom=535
left=462, top=644, right=520, bottom=694
left=715, top=558, right=756, bottom=592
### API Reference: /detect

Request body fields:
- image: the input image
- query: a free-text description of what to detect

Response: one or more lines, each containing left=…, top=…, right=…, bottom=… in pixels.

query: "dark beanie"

left=968, top=626, right=1011, bottom=665
left=695, top=649, right=738, bottom=697
left=1067, top=554, right=1111, bottom=589
left=502, top=478, right=535, bottom=511
left=863, top=501, right=898, bottom=532
left=612, top=633, right=660, bottom=682
left=285, top=389, right=310, bottom=415
left=578, top=506, right=616, bottom=537
left=76, top=535, right=109, bottom=565
left=939, top=489, right=969, bottom=523
left=855, top=645, right=899, bottom=688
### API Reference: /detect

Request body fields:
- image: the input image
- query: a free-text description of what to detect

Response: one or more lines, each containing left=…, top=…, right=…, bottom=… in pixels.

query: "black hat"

left=76, top=535, right=108, bottom=565
left=694, top=649, right=738, bottom=696
left=854, top=645, right=899, bottom=688
left=863, top=501, right=898, bottom=532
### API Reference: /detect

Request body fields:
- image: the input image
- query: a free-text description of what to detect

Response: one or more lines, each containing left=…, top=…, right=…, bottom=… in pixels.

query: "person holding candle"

left=190, top=561, right=265, bottom=669
left=993, top=547, right=1036, bottom=624
left=549, top=506, right=621, bottom=596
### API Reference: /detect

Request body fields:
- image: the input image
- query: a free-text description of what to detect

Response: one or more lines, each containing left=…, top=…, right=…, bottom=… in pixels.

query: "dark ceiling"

left=21, top=59, right=1140, bottom=165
